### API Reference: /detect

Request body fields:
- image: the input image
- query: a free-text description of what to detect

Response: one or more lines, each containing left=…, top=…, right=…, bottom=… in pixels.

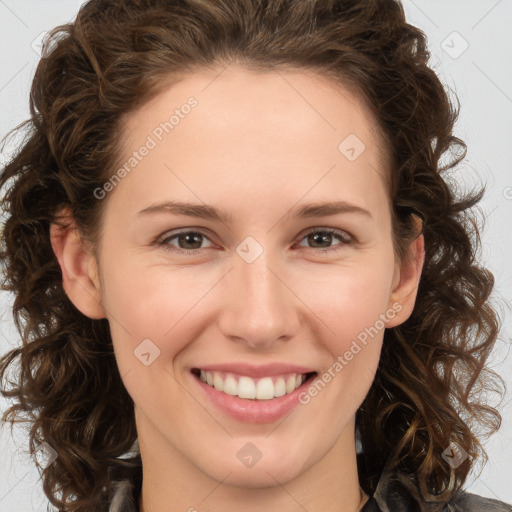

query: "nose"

left=216, top=245, right=301, bottom=350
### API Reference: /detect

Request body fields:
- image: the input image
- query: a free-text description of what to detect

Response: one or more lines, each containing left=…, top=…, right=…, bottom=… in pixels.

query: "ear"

left=385, top=218, right=425, bottom=328
left=49, top=208, right=106, bottom=319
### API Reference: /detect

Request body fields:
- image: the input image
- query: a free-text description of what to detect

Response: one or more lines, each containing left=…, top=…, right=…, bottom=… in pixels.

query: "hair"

left=0, top=0, right=506, bottom=511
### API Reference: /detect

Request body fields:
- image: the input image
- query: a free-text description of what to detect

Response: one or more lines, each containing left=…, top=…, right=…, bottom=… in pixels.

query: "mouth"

left=191, top=368, right=317, bottom=401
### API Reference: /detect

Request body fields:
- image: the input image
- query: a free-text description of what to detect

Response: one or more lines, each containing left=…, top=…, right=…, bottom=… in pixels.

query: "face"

left=54, top=64, right=423, bottom=490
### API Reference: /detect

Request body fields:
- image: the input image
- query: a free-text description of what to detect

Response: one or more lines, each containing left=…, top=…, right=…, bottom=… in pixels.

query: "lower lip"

left=192, top=373, right=314, bottom=424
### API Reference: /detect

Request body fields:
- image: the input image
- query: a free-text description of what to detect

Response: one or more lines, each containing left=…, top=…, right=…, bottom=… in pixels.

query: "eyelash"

left=156, top=227, right=354, bottom=255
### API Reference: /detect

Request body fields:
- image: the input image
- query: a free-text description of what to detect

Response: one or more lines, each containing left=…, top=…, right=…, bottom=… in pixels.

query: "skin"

left=50, top=64, right=424, bottom=512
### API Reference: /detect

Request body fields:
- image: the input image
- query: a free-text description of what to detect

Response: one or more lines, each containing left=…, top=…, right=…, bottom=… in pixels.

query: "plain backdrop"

left=1, top=1, right=511, bottom=511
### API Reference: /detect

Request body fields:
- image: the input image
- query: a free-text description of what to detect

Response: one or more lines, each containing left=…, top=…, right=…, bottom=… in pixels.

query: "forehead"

left=110, top=65, right=390, bottom=221
left=121, top=65, right=387, bottom=161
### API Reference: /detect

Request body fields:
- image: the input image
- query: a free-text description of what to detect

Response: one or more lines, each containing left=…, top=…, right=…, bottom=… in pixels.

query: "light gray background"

left=0, top=1, right=511, bottom=510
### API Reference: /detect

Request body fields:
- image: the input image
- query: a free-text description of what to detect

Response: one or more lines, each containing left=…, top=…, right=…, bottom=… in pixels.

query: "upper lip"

left=193, top=362, right=317, bottom=378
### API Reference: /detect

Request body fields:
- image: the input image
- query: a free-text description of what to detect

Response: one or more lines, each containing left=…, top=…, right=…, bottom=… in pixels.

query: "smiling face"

left=51, top=64, right=423, bottom=501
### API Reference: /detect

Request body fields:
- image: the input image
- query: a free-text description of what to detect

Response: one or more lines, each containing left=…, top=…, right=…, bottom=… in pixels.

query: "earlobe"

left=49, top=210, right=106, bottom=320
left=386, top=229, right=425, bottom=328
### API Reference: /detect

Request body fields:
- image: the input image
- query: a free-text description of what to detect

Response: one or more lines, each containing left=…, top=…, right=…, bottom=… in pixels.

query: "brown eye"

left=159, top=230, right=214, bottom=252
left=296, top=229, right=353, bottom=252
left=156, top=227, right=353, bottom=255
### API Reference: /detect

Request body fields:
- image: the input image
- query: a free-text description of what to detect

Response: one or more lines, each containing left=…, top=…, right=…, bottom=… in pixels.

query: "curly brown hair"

left=0, top=0, right=506, bottom=510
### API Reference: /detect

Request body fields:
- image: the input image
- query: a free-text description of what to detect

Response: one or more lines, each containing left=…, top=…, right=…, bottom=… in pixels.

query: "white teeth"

left=238, top=376, right=256, bottom=399
left=286, top=375, right=296, bottom=393
left=213, top=373, right=224, bottom=392
left=274, top=377, right=287, bottom=397
left=198, top=370, right=308, bottom=400
left=256, top=377, right=275, bottom=400
left=223, top=375, right=238, bottom=396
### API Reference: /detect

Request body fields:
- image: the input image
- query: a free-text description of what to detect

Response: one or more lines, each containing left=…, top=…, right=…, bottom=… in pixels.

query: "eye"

left=295, top=228, right=353, bottom=253
left=157, top=229, right=214, bottom=253
left=156, top=227, right=353, bottom=254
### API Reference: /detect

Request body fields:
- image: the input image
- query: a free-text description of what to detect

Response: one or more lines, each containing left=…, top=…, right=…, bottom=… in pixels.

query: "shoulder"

left=366, top=469, right=512, bottom=512
left=446, top=491, right=512, bottom=511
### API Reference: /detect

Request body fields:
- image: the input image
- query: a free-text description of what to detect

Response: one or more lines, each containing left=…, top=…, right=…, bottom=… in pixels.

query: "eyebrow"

left=137, top=200, right=372, bottom=223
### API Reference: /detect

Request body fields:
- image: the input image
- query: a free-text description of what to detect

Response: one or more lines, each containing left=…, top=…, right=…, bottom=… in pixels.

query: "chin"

left=222, top=465, right=301, bottom=489
left=200, top=448, right=307, bottom=489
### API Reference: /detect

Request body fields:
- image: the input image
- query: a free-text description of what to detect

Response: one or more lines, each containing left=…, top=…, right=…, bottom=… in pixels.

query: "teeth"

left=274, top=377, right=287, bottom=397
left=213, top=373, right=224, bottom=392
left=286, top=375, right=296, bottom=393
left=198, top=370, right=307, bottom=400
left=238, top=376, right=256, bottom=399
left=223, top=375, right=238, bottom=396
left=256, top=377, right=274, bottom=400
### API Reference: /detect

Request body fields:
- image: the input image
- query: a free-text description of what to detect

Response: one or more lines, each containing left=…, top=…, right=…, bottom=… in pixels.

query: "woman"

left=0, top=0, right=510, bottom=511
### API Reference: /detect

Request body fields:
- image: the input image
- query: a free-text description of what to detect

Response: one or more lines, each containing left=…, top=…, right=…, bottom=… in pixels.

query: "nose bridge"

left=217, top=239, right=299, bottom=348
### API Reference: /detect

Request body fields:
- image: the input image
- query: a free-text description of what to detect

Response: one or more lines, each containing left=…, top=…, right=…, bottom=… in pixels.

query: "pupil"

left=180, top=233, right=202, bottom=249
left=310, top=232, right=331, bottom=248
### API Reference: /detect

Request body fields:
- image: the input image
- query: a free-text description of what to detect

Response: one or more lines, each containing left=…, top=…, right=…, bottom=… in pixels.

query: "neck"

left=136, top=413, right=368, bottom=512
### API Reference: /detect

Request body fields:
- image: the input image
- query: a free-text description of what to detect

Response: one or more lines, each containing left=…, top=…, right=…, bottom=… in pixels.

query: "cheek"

left=293, top=266, right=392, bottom=430
left=99, top=259, right=199, bottom=375
left=293, top=259, right=396, bottom=344
left=101, top=263, right=197, bottom=422
left=309, top=272, right=389, bottom=388
left=101, top=245, right=396, bottom=375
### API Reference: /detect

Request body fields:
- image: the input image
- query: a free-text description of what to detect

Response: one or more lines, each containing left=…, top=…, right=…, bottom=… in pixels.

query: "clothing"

left=109, top=479, right=138, bottom=512
left=359, top=468, right=512, bottom=512
left=108, top=460, right=512, bottom=512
